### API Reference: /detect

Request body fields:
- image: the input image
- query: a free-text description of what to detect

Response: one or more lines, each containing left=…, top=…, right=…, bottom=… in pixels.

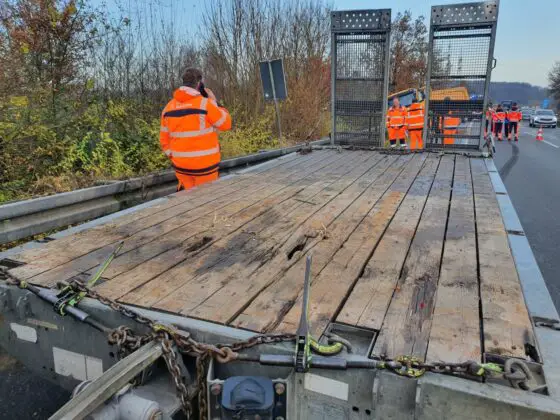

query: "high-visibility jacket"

left=492, top=110, right=506, bottom=123
left=386, top=106, right=407, bottom=140
left=407, top=102, right=424, bottom=131
left=507, top=109, right=522, bottom=122
left=160, top=86, right=231, bottom=177
left=439, top=113, right=461, bottom=145
left=485, top=109, right=494, bottom=121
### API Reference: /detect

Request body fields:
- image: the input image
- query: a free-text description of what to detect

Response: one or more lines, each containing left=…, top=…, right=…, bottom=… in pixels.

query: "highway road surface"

left=1, top=124, right=560, bottom=419
left=493, top=123, right=560, bottom=313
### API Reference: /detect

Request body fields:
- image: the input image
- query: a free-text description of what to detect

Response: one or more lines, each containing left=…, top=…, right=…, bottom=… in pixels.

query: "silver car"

left=530, top=109, right=557, bottom=128
left=521, top=107, right=533, bottom=121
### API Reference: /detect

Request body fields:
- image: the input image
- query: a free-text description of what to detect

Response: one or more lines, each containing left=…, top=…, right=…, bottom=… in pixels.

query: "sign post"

left=260, top=59, right=287, bottom=140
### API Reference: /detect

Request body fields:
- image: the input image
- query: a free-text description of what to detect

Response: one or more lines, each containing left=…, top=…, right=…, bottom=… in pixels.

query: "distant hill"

left=489, top=82, right=549, bottom=107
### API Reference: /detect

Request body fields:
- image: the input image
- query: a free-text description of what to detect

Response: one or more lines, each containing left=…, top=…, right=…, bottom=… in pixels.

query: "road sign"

left=259, top=59, right=287, bottom=101
left=259, top=59, right=287, bottom=139
left=542, top=98, right=550, bottom=109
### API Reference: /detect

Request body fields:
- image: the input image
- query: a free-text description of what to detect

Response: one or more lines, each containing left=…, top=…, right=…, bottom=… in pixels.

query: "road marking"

left=543, top=140, right=559, bottom=149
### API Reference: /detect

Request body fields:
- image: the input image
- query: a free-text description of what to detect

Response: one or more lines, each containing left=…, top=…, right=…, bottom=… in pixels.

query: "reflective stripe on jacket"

left=386, top=106, right=407, bottom=128
left=407, top=102, right=424, bottom=130
left=160, top=86, right=232, bottom=175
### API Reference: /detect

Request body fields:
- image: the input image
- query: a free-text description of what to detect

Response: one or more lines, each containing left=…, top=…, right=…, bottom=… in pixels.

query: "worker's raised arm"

left=206, top=98, right=232, bottom=131
left=159, top=111, right=171, bottom=157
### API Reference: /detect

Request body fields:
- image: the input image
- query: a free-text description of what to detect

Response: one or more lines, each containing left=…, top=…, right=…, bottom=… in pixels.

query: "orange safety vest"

left=493, top=111, right=506, bottom=123
left=507, top=109, right=522, bottom=122
left=407, top=102, right=424, bottom=130
left=160, top=86, right=232, bottom=177
left=386, top=106, right=407, bottom=129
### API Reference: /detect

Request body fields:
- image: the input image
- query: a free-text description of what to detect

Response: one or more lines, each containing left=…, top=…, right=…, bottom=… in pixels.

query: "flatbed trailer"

left=1, top=148, right=560, bottom=419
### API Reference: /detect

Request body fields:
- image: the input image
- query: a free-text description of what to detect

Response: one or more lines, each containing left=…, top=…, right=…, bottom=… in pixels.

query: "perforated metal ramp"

left=424, top=1, right=500, bottom=149
left=330, top=9, right=391, bottom=147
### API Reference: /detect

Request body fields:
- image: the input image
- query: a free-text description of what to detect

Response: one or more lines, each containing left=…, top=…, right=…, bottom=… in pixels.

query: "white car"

left=530, top=109, right=557, bottom=128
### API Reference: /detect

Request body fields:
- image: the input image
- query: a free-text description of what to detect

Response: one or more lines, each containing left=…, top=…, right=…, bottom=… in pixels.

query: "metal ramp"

left=424, top=1, right=500, bottom=149
left=330, top=9, right=391, bottom=147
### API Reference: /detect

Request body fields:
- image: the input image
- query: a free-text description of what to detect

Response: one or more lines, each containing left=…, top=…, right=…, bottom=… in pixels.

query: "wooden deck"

left=7, top=150, right=536, bottom=363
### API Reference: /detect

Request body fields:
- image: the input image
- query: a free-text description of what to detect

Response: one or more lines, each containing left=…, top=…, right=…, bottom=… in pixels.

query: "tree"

left=0, top=0, right=101, bottom=120
left=389, top=11, right=428, bottom=93
left=549, top=61, right=560, bottom=111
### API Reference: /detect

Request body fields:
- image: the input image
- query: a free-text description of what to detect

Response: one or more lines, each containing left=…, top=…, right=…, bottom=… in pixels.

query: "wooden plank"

left=127, top=153, right=389, bottom=312
left=26, top=152, right=349, bottom=287
left=182, top=155, right=403, bottom=325
left=470, top=158, right=535, bottom=359
left=96, top=152, right=375, bottom=301
left=98, top=152, right=360, bottom=280
left=9, top=150, right=329, bottom=274
left=370, top=155, right=454, bottom=361
left=337, top=155, right=441, bottom=330
left=276, top=155, right=440, bottom=336
left=426, top=156, right=480, bottom=363
left=230, top=155, right=422, bottom=332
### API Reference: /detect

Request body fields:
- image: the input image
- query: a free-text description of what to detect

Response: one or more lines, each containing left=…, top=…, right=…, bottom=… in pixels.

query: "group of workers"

left=386, top=96, right=425, bottom=150
left=386, top=96, right=461, bottom=149
left=485, top=102, right=522, bottom=142
left=160, top=68, right=522, bottom=191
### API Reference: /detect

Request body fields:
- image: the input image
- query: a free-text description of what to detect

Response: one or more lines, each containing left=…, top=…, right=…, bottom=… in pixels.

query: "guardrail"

left=0, top=139, right=328, bottom=245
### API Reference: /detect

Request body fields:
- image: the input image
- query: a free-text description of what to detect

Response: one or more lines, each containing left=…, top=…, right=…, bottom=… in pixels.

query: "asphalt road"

left=0, top=348, right=69, bottom=419
left=2, top=124, right=560, bottom=418
left=493, top=123, right=560, bottom=313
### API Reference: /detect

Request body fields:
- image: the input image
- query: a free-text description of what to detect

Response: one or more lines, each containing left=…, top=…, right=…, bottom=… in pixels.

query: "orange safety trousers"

left=409, top=130, right=423, bottom=149
left=176, top=172, right=219, bottom=191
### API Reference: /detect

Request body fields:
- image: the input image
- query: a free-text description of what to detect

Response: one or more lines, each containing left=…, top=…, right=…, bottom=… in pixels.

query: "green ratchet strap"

left=310, top=337, right=343, bottom=356
left=54, top=242, right=124, bottom=315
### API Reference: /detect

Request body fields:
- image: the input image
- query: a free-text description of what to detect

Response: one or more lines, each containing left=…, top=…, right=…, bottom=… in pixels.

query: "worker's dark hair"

left=182, top=68, right=203, bottom=88
left=412, top=97, right=418, bottom=103
left=513, top=102, right=517, bottom=106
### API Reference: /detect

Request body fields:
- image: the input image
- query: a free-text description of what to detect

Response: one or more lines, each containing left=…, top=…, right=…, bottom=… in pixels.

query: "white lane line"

left=543, top=140, right=559, bottom=149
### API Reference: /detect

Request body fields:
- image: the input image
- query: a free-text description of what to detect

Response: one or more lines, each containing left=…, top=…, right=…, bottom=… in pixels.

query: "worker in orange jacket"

left=386, top=97, right=407, bottom=148
left=506, top=102, right=522, bottom=142
left=407, top=98, right=424, bottom=150
left=160, top=68, right=232, bottom=190
left=493, top=104, right=506, bottom=141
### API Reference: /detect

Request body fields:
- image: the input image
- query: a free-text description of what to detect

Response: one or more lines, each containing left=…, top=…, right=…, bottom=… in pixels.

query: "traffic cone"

left=536, top=127, right=544, bottom=141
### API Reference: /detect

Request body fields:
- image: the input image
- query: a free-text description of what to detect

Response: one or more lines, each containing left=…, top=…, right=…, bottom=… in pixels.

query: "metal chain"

left=1, top=267, right=539, bottom=413
left=66, top=278, right=295, bottom=420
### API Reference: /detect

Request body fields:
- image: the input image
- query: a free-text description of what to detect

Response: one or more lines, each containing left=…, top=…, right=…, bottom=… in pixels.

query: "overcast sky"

left=110, top=0, right=557, bottom=87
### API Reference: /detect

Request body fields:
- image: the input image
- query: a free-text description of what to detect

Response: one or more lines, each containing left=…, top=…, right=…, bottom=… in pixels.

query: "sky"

left=106, top=0, right=558, bottom=87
